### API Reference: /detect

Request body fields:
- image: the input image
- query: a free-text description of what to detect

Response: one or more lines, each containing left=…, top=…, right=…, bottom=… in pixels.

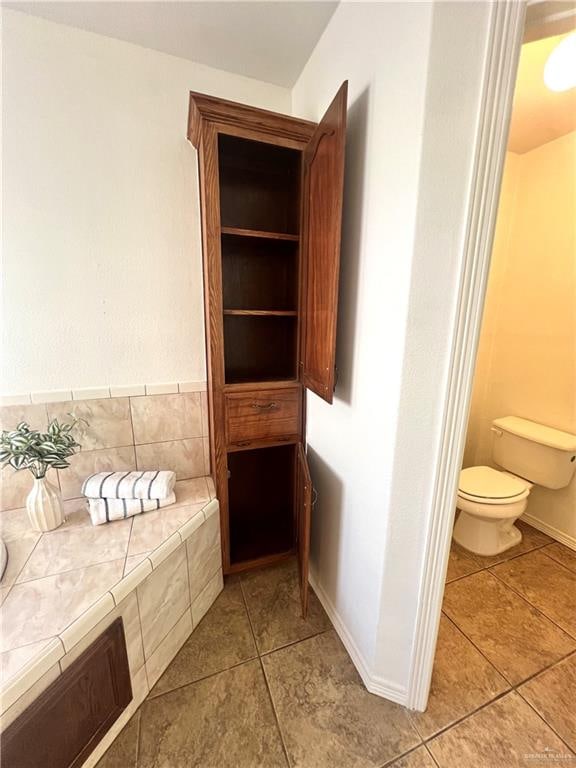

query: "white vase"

left=26, top=476, right=64, bottom=532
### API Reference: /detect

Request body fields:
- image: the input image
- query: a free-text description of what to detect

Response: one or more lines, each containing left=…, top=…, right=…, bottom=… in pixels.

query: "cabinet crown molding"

left=187, top=91, right=317, bottom=148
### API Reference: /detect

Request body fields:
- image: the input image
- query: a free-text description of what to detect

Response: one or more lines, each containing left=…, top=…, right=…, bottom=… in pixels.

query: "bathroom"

left=1, top=3, right=576, bottom=766
left=417, top=29, right=576, bottom=744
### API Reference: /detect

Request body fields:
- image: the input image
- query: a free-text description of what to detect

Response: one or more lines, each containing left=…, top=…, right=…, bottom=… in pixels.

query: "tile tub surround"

left=0, top=391, right=210, bottom=511
left=0, top=477, right=220, bottom=735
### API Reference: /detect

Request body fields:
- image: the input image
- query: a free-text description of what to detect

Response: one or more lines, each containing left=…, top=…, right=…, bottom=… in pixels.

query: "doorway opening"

left=411, top=2, right=576, bottom=739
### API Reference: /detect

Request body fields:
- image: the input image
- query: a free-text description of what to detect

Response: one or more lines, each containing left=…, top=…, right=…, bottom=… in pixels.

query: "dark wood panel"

left=296, top=444, right=313, bottom=619
left=220, top=226, right=299, bottom=242
left=197, top=121, right=231, bottom=571
left=1, top=619, right=132, bottom=768
left=221, top=232, right=298, bottom=313
left=225, top=386, right=301, bottom=445
left=227, top=445, right=296, bottom=566
left=227, top=435, right=300, bottom=452
left=300, top=82, right=348, bottom=404
left=224, top=315, right=297, bottom=384
left=218, top=134, right=301, bottom=235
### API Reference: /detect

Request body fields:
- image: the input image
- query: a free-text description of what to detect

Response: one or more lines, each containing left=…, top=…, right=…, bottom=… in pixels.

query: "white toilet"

left=454, top=416, right=576, bottom=556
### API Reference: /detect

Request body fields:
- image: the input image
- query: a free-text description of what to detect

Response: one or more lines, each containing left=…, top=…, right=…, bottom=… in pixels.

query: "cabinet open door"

left=300, top=81, right=348, bottom=404
left=296, top=443, right=312, bottom=618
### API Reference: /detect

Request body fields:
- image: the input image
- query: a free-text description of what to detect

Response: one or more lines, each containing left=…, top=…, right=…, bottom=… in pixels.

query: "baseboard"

left=308, top=570, right=408, bottom=706
left=523, top=514, right=576, bottom=552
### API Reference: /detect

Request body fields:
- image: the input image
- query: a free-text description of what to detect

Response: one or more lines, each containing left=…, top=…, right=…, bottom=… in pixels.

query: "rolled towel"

left=82, top=470, right=176, bottom=500
left=87, top=492, right=176, bottom=525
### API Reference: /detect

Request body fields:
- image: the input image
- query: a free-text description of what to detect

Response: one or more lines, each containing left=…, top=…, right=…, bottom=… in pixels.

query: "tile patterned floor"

left=97, top=525, right=576, bottom=768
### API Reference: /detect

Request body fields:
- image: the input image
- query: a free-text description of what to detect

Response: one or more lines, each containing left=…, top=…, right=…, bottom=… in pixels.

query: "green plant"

left=0, top=418, right=86, bottom=479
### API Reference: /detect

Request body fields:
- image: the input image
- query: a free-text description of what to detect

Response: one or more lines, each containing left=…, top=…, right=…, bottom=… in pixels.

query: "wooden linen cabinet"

left=187, top=82, right=347, bottom=617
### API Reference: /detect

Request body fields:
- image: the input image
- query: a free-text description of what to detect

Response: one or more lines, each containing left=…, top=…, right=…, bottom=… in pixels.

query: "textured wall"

left=1, top=9, right=290, bottom=395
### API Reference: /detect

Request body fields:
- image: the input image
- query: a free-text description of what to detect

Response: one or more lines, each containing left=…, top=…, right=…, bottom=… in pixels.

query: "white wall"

left=1, top=9, right=290, bottom=395
left=465, top=133, right=576, bottom=546
left=293, top=1, right=497, bottom=702
left=292, top=1, right=433, bottom=694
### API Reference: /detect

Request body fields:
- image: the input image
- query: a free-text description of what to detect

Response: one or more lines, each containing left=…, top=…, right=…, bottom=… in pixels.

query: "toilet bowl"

left=453, top=466, right=531, bottom=556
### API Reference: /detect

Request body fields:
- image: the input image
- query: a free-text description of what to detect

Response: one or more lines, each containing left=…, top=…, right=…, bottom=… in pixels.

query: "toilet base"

left=453, top=511, right=523, bottom=557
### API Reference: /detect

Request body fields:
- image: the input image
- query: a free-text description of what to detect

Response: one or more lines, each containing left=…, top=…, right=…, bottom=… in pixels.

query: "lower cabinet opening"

left=228, top=444, right=295, bottom=566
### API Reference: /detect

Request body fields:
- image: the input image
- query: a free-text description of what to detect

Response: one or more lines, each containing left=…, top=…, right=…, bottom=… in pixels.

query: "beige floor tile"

left=519, top=653, right=576, bottom=751
left=95, top=712, right=140, bottom=768
left=149, top=581, right=257, bottom=697
left=443, top=571, right=576, bottom=684
left=541, top=542, right=576, bottom=574
left=445, top=542, right=482, bottom=583
left=388, top=746, right=437, bottom=768
left=491, top=549, right=576, bottom=638
left=139, top=659, right=287, bottom=768
left=262, top=630, right=419, bottom=768
left=428, top=691, right=573, bottom=767
left=471, top=519, right=552, bottom=569
left=410, top=615, right=509, bottom=738
left=241, top=559, right=332, bottom=654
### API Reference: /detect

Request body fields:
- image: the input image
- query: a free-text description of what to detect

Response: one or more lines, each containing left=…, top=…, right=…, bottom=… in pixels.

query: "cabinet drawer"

left=226, top=387, right=301, bottom=446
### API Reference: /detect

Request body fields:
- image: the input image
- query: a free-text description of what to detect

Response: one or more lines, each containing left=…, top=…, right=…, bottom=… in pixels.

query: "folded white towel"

left=82, top=470, right=176, bottom=500
left=87, top=492, right=176, bottom=525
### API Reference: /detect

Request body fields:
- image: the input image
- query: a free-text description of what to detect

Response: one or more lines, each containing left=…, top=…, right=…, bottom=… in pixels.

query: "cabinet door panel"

left=1, top=619, right=131, bottom=768
left=300, top=82, right=347, bottom=403
left=296, top=443, right=312, bottom=618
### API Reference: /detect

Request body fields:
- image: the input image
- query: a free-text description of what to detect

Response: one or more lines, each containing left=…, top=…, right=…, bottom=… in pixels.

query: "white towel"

left=87, top=492, right=176, bottom=525
left=82, top=470, right=176, bottom=500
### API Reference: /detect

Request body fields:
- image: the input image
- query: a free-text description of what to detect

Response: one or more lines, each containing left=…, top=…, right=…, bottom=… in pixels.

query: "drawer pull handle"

left=234, top=440, right=251, bottom=447
left=251, top=402, right=278, bottom=411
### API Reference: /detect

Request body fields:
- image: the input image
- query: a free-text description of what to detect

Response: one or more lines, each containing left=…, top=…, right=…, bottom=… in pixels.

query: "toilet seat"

left=458, top=466, right=530, bottom=505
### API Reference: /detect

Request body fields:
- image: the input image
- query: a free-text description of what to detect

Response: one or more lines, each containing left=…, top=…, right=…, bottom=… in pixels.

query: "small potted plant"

left=0, top=418, right=84, bottom=531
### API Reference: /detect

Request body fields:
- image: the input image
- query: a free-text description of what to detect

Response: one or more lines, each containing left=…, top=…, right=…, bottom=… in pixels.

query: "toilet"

left=454, top=416, right=576, bottom=556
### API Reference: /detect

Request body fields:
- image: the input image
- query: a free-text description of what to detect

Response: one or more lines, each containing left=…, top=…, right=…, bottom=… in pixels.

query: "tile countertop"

left=0, top=476, right=218, bottom=716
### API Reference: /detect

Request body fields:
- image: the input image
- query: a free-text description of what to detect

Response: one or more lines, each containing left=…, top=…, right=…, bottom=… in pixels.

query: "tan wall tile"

left=145, top=608, right=193, bottom=689
left=47, top=398, right=133, bottom=451
left=60, top=592, right=144, bottom=679
left=0, top=467, right=59, bottom=512
left=137, top=544, right=190, bottom=659
left=135, top=439, right=205, bottom=480
left=59, top=446, right=136, bottom=500
left=0, top=404, right=48, bottom=432
left=130, top=393, right=202, bottom=444
left=186, top=514, right=221, bottom=601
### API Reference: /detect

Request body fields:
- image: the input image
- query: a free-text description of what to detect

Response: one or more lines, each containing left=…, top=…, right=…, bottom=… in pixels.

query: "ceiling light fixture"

left=544, top=32, right=576, bottom=92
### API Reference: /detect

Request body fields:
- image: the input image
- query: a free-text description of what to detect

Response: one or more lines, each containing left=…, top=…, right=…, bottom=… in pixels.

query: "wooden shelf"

left=221, top=226, right=299, bottom=242
left=223, top=309, right=297, bottom=317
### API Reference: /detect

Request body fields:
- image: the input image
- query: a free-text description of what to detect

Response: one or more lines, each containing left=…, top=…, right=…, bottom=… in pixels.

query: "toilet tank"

left=491, top=416, right=576, bottom=490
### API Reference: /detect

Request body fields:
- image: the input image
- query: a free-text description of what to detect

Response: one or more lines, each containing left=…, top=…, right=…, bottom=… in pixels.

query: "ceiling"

left=3, top=1, right=338, bottom=87
left=508, top=31, right=576, bottom=153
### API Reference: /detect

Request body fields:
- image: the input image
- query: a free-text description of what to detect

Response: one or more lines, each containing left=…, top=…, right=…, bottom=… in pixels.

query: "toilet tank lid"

left=493, top=417, right=576, bottom=452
